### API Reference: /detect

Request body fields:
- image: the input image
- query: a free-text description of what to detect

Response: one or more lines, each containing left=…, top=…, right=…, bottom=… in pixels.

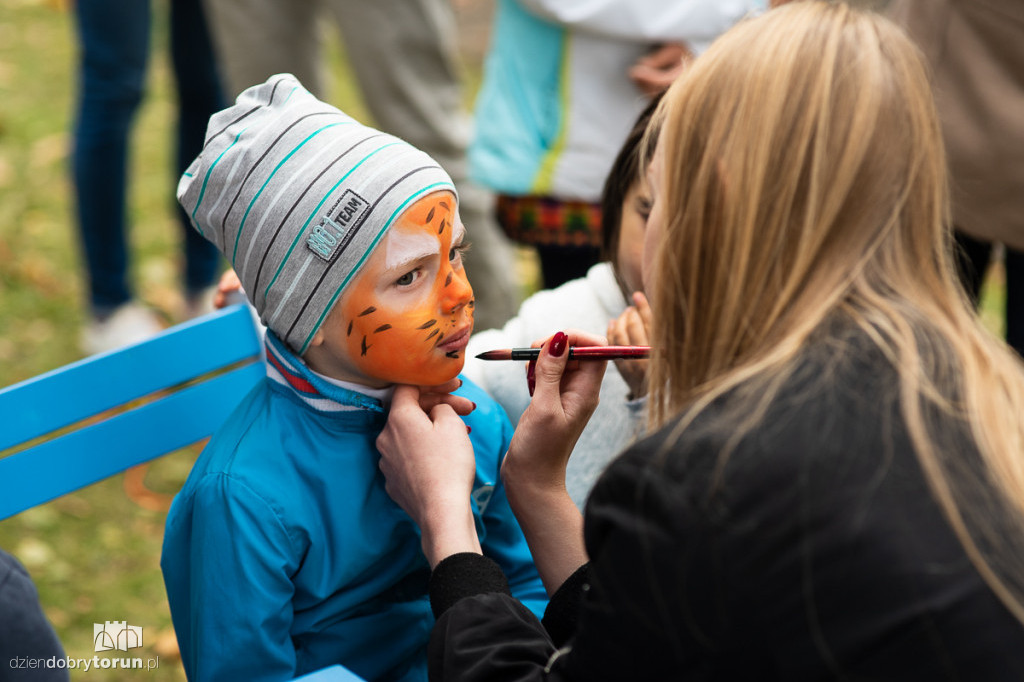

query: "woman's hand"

left=502, top=330, right=607, bottom=592
left=416, top=377, right=476, bottom=417
left=607, top=291, right=652, bottom=400
left=509, top=330, right=607, bottom=496
left=629, top=42, right=694, bottom=97
left=377, top=385, right=481, bottom=567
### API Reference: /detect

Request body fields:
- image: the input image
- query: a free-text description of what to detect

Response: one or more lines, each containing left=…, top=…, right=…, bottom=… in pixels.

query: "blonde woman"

left=377, top=2, right=1024, bottom=679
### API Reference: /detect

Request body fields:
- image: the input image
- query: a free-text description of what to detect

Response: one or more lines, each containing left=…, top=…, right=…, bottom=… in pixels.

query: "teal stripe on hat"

left=188, top=84, right=300, bottom=236
left=298, top=179, right=452, bottom=354
left=261, top=140, right=403, bottom=305
left=190, top=130, right=246, bottom=237
left=230, top=121, right=351, bottom=265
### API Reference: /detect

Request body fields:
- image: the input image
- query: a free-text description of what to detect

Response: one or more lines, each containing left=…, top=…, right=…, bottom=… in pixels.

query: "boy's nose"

left=441, top=267, right=474, bottom=314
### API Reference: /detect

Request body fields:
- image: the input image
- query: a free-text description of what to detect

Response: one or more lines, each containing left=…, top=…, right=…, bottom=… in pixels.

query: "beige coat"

left=888, top=0, right=1024, bottom=251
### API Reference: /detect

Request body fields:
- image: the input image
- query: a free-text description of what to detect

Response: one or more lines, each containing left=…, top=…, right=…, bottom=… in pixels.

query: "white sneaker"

left=81, top=302, right=164, bottom=356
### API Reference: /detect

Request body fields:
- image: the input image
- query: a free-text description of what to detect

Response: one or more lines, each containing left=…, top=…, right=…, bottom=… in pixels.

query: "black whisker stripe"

left=347, top=321, right=353, bottom=336
left=425, top=328, right=439, bottom=341
left=445, top=351, right=459, bottom=359
left=361, top=336, right=370, bottom=356
left=418, top=319, right=437, bottom=329
left=374, top=324, right=392, bottom=333
left=444, top=272, right=453, bottom=287
left=359, top=307, right=376, bottom=316
left=426, top=206, right=436, bottom=223
left=285, top=165, right=444, bottom=341
left=437, top=333, right=445, bottom=343
left=440, top=200, right=450, bottom=210
left=438, top=218, right=446, bottom=235
left=250, top=134, right=387, bottom=303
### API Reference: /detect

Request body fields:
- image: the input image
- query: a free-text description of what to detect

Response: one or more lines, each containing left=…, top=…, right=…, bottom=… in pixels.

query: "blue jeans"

left=72, top=0, right=225, bottom=315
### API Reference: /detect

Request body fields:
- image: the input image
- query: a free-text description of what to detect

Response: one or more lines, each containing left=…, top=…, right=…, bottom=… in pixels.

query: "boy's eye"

left=396, top=270, right=417, bottom=286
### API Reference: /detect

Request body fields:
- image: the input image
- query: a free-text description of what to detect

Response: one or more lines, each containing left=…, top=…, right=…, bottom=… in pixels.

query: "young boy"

left=160, top=74, right=546, bottom=682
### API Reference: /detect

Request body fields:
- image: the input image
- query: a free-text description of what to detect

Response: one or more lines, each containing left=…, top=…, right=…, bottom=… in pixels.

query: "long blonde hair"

left=647, top=1, right=1024, bottom=621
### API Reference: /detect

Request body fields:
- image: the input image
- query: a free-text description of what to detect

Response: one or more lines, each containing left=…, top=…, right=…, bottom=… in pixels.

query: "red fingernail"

left=550, top=331, right=567, bottom=357
left=466, top=425, right=472, bottom=434
left=471, top=402, right=477, bottom=411
left=526, top=359, right=537, bottom=397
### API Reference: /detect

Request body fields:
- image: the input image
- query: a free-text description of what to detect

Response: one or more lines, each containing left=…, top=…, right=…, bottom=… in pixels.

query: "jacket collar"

left=264, top=331, right=387, bottom=413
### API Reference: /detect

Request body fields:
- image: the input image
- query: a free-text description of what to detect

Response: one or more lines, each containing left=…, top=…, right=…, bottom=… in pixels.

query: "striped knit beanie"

left=178, top=73, right=456, bottom=355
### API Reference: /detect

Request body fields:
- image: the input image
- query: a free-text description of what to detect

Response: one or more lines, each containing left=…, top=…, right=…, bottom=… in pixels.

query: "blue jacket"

left=161, top=333, right=546, bottom=681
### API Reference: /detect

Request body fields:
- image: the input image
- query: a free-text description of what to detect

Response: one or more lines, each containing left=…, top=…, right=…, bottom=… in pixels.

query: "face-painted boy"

left=165, top=73, right=546, bottom=682
left=305, top=190, right=475, bottom=387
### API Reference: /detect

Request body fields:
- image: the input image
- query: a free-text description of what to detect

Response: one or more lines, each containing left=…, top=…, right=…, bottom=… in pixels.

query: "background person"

left=463, top=96, right=661, bottom=509
left=73, top=0, right=225, bottom=354
left=376, top=4, right=1024, bottom=679
left=471, top=0, right=767, bottom=289
left=888, top=0, right=1024, bottom=356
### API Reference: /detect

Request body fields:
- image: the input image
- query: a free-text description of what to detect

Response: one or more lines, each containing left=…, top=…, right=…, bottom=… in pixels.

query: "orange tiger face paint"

left=305, top=190, right=475, bottom=387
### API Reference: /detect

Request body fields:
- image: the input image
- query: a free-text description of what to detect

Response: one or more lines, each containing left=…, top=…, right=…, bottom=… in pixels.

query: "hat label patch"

left=306, top=190, right=370, bottom=262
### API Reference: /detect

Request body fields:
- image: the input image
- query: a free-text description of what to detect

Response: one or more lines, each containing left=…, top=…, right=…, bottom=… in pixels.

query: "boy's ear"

left=309, top=329, right=325, bottom=348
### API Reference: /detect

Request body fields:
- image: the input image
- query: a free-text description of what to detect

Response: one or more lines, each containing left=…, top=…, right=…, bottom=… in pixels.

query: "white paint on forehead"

left=382, top=226, right=439, bottom=272
left=451, top=214, right=466, bottom=244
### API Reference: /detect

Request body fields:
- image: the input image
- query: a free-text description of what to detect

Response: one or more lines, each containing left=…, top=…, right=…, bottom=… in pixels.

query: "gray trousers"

left=202, top=0, right=520, bottom=330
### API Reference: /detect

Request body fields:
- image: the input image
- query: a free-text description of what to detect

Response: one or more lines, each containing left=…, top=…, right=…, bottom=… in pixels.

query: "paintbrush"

left=475, top=346, right=650, bottom=361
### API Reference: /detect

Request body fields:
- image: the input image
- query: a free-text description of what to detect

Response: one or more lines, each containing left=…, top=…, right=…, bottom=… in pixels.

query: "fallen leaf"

left=29, top=132, right=70, bottom=170
left=14, top=536, right=54, bottom=568
left=153, top=628, right=181, bottom=660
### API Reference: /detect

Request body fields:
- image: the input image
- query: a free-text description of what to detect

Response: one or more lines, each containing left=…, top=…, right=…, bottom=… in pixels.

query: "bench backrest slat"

left=0, top=305, right=265, bottom=520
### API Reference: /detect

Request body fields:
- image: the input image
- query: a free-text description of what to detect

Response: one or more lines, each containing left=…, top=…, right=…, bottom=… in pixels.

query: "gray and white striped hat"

left=178, top=73, right=456, bottom=354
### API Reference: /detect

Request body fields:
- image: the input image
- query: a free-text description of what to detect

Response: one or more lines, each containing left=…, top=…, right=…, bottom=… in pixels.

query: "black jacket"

left=1, top=549, right=68, bottom=681
left=427, top=332, right=1024, bottom=681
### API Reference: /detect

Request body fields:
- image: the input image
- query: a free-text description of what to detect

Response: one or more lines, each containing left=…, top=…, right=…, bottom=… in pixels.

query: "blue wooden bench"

left=0, top=304, right=264, bottom=519
left=0, top=304, right=366, bottom=681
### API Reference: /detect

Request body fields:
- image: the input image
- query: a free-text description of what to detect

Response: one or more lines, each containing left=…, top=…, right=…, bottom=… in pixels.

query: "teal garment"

left=162, top=337, right=547, bottom=681
left=470, top=0, right=566, bottom=197
left=469, top=0, right=765, bottom=202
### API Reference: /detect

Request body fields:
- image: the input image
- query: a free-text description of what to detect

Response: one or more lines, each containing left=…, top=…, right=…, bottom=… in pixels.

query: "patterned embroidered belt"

left=496, top=194, right=603, bottom=248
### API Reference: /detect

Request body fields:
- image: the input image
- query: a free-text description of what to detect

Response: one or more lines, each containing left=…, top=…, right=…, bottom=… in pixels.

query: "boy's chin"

left=387, top=359, right=466, bottom=388
left=419, top=362, right=466, bottom=388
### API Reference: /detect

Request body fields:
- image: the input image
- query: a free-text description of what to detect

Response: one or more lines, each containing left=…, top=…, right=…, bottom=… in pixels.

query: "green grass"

left=978, top=259, right=1007, bottom=340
